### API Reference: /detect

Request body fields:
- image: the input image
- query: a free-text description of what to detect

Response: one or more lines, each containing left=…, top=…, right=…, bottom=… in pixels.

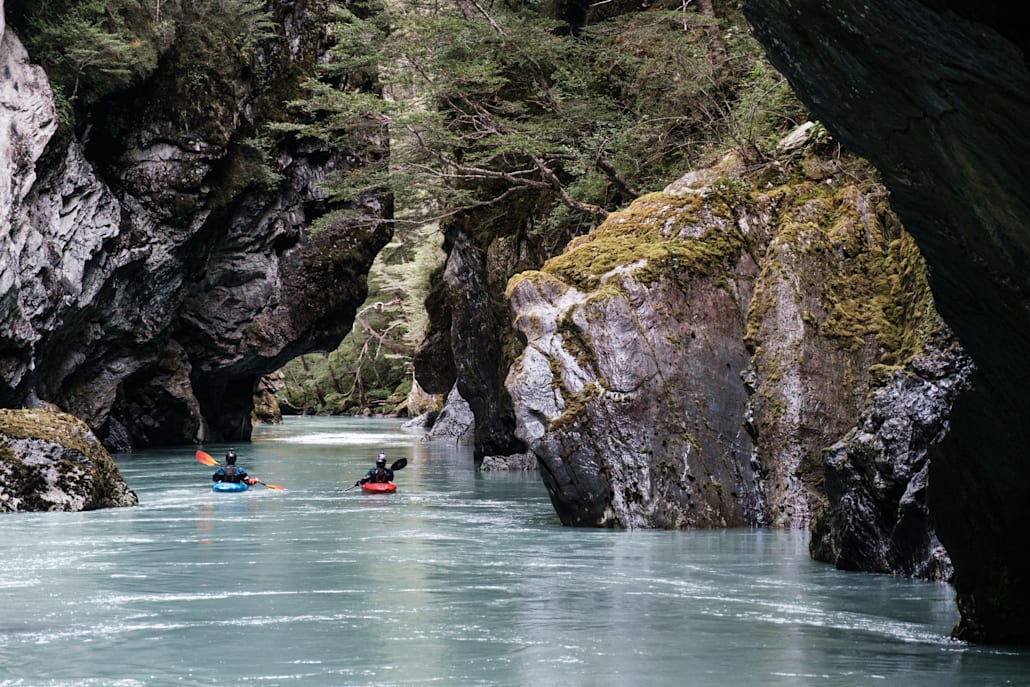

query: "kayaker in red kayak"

left=212, top=449, right=257, bottom=486
left=355, top=452, right=394, bottom=487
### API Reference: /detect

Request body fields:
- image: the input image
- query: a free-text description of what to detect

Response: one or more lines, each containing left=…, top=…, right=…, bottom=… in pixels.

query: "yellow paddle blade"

left=195, top=450, right=219, bottom=466
left=261, top=482, right=286, bottom=491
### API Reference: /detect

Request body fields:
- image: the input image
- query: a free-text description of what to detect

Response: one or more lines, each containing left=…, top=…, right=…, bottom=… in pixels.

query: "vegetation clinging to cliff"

left=13, top=0, right=275, bottom=127
left=542, top=191, right=746, bottom=290
left=277, top=221, right=444, bottom=415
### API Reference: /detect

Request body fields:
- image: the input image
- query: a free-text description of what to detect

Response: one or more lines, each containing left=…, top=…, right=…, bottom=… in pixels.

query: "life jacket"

left=373, top=466, right=389, bottom=483
left=221, top=464, right=239, bottom=482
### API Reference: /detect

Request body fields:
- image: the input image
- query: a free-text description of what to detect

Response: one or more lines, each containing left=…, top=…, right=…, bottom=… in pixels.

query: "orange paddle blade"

left=195, top=450, right=219, bottom=466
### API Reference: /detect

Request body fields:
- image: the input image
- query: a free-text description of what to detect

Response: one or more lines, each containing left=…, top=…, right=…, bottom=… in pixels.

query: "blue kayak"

left=212, top=481, right=250, bottom=493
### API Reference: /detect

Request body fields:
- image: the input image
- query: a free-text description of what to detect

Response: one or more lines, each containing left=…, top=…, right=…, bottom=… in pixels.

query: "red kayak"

left=361, top=482, right=396, bottom=493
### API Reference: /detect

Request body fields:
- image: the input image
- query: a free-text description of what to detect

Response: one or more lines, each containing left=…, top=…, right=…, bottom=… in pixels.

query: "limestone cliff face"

left=743, top=0, right=1029, bottom=646
left=0, top=0, right=390, bottom=449
left=506, top=133, right=969, bottom=572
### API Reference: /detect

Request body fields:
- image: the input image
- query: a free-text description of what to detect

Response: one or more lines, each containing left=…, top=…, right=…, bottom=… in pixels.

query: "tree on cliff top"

left=277, top=0, right=804, bottom=237
left=14, top=0, right=274, bottom=127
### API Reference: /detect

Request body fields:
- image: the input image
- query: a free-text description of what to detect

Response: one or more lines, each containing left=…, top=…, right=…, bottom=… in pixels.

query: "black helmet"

left=226, top=449, right=237, bottom=464
left=376, top=452, right=387, bottom=466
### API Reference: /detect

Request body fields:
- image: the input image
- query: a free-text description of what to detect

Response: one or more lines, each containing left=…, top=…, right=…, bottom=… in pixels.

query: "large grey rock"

left=506, top=199, right=763, bottom=528
left=0, top=408, right=137, bottom=512
left=480, top=452, right=537, bottom=471
left=506, top=136, right=969, bottom=573
left=423, top=384, right=475, bottom=444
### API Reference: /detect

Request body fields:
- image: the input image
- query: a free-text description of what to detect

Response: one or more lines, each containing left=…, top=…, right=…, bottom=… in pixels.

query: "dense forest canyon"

left=0, top=0, right=1027, bottom=645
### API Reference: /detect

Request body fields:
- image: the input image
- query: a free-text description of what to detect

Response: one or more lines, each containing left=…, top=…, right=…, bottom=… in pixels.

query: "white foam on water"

left=265, top=431, right=408, bottom=446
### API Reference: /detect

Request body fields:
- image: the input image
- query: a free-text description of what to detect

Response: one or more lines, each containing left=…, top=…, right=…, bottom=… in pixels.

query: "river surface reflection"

left=1, top=416, right=1028, bottom=686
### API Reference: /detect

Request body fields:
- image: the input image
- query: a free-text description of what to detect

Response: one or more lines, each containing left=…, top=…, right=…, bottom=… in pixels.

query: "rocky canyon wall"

left=0, top=0, right=390, bottom=449
left=743, top=0, right=1030, bottom=645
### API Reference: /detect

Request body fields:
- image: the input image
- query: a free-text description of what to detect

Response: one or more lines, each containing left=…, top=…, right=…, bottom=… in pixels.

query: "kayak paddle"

left=195, top=450, right=219, bottom=467
left=195, top=450, right=285, bottom=490
left=345, top=457, right=408, bottom=491
left=247, top=478, right=285, bottom=490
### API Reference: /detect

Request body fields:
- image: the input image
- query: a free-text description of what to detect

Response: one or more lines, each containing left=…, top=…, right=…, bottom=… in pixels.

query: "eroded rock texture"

left=810, top=339, right=972, bottom=581
left=506, top=136, right=968, bottom=570
left=507, top=190, right=763, bottom=528
left=414, top=223, right=538, bottom=460
left=0, top=0, right=389, bottom=450
left=0, top=408, right=137, bottom=512
left=743, top=0, right=1029, bottom=646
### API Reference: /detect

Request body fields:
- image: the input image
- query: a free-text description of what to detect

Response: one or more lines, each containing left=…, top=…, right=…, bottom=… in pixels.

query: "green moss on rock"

left=0, top=409, right=138, bottom=512
left=819, top=224, right=938, bottom=366
left=542, top=192, right=746, bottom=291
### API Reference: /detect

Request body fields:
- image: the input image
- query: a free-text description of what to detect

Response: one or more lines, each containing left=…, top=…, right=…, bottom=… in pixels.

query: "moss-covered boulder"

left=506, top=125, right=970, bottom=576
left=0, top=409, right=138, bottom=512
left=507, top=189, right=762, bottom=529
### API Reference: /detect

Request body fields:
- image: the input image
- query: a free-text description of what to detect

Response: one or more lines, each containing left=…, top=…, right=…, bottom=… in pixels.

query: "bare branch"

left=595, top=157, right=640, bottom=199
left=532, top=156, right=609, bottom=220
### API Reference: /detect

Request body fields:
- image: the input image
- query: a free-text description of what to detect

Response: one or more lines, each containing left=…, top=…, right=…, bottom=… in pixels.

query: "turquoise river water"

left=2, top=416, right=1029, bottom=686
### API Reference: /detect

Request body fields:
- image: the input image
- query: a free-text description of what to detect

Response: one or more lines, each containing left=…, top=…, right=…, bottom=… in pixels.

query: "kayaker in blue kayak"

left=355, top=453, right=394, bottom=486
left=212, top=449, right=254, bottom=485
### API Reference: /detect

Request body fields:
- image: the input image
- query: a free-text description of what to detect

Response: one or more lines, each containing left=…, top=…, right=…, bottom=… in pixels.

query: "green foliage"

left=20, top=0, right=163, bottom=108
left=370, top=221, right=446, bottom=352
left=169, top=0, right=277, bottom=95
left=273, top=0, right=807, bottom=408
left=820, top=227, right=939, bottom=367
left=208, top=133, right=286, bottom=209
left=278, top=0, right=803, bottom=234
left=722, top=49, right=808, bottom=160
left=16, top=0, right=275, bottom=124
